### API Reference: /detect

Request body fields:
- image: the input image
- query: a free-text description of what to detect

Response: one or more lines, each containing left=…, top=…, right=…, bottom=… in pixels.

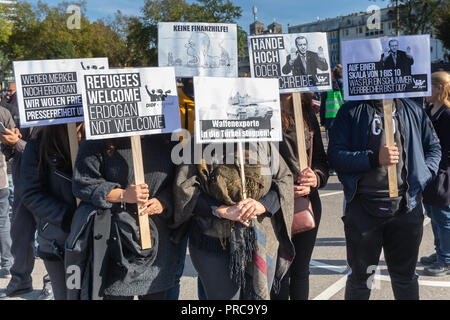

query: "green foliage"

left=435, top=7, right=450, bottom=49
left=0, top=0, right=128, bottom=70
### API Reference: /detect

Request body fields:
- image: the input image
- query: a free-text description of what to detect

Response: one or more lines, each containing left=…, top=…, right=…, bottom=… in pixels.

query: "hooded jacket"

left=328, top=98, right=441, bottom=211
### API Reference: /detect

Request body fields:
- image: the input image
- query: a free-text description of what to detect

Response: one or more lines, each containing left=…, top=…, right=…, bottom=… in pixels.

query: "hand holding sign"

left=124, top=183, right=149, bottom=206
left=379, top=144, right=399, bottom=166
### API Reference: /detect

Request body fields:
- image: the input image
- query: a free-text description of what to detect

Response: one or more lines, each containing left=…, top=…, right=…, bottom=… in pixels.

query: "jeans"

left=7, top=174, right=13, bottom=208
left=0, top=187, right=13, bottom=270
left=424, top=204, right=450, bottom=264
left=344, top=195, right=424, bottom=300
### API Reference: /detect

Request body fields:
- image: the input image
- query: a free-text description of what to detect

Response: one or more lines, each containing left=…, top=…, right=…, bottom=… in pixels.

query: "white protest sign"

left=342, top=35, right=431, bottom=100
left=13, top=58, right=109, bottom=128
left=158, top=22, right=238, bottom=78
left=80, top=67, right=181, bottom=140
left=249, top=32, right=332, bottom=93
left=194, top=76, right=281, bottom=144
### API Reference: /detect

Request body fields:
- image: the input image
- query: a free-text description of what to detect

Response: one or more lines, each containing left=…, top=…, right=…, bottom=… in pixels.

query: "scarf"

left=172, top=140, right=295, bottom=299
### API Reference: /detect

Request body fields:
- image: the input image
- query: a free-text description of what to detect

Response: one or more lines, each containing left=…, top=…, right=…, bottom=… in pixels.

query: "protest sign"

left=194, top=77, right=281, bottom=144
left=342, top=35, right=431, bottom=100
left=248, top=32, right=332, bottom=93
left=80, top=67, right=180, bottom=249
left=13, top=58, right=109, bottom=128
left=80, top=67, right=181, bottom=140
left=158, top=22, right=238, bottom=78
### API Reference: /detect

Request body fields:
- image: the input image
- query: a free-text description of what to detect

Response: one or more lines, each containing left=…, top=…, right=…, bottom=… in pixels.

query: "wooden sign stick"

left=382, top=98, right=399, bottom=198
left=131, top=135, right=152, bottom=249
left=237, top=142, right=247, bottom=200
left=292, top=92, right=308, bottom=172
left=67, top=122, right=81, bottom=206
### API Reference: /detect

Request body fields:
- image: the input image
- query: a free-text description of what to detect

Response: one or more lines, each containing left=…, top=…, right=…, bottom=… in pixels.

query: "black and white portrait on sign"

left=379, top=39, right=414, bottom=76
left=282, top=36, right=329, bottom=77
left=248, top=32, right=332, bottom=94
left=158, top=22, right=238, bottom=78
left=194, top=77, right=281, bottom=144
left=342, top=35, right=431, bottom=100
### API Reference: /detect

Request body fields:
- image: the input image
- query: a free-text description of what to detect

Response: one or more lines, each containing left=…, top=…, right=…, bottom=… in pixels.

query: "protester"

left=0, top=106, right=16, bottom=280
left=320, top=65, right=344, bottom=134
left=272, top=92, right=329, bottom=300
left=19, top=124, right=83, bottom=299
left=166, top=78, right=207, bottom=300
left=172, top=140, right=295, bottom=300
left=69, top=134, right=177, bottom=300
left=0, top=97, right=42, bottom=298
left=421, top=71, right=450, bottom=276
left=328, top=97, right=441, bottom=300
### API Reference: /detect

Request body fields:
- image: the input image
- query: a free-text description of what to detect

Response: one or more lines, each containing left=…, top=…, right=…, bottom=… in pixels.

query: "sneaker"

left=0, top=284, right=33, bottom=299
left=424, top=261, right=450, bottom=277
left=37, top=287, right=54, bottom=300
left=0, top=268, right=11, bottom=279
left=420, top=253, right=437, bottom=266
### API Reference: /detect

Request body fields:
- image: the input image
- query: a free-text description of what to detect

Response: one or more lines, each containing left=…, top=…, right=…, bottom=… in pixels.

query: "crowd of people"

left=0, top=66, right=448, bottom=301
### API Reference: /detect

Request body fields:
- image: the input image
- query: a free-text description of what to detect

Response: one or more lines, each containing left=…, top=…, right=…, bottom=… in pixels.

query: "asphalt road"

left=1, top=134, right=449, bottom=300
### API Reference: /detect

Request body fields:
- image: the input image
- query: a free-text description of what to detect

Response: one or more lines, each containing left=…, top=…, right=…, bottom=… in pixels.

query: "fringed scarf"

left=172, top=141, right=295, bottom=300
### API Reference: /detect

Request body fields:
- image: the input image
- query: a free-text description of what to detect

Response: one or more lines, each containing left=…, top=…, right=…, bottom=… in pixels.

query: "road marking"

left=312, top=275, right=348, bottom=300
left=320, top=191, right=344, bottom=198
left=374, top=274, right=450, bottom=287
left=310, top=260, right=347, bottom=274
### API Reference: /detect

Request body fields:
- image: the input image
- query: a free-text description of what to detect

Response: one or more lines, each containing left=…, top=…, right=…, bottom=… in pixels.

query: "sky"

left=25, top=0, right=391, bottom=33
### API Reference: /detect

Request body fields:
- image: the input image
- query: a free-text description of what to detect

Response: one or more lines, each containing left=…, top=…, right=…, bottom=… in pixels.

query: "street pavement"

left=1, top=133, right=449, bottom=300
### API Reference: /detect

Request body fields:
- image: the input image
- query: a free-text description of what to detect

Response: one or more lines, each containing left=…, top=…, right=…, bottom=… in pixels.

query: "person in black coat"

left=421, top=71, right=450, bottom=276
left=20, top=124, right=82, bottom=300
left=272, top=92, right=330, bottom=300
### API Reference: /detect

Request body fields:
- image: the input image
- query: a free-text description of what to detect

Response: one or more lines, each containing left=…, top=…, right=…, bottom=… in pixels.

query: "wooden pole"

left=382, top=98, right=399, bottom=198
left=292, top=92, right=308, bottom=171
left=130, top=135, right=152, bottom=249
left=237, top=142, right=247, bottom=200
left=67, top=122, right=81, bottom=206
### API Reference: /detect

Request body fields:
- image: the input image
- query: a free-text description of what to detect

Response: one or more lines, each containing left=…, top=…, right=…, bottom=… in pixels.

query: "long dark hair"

left=280, top=92, right=315, bottom=132
left=37, top=124, right=71, bottom=173
left=37, top=122, right=85, bottom=174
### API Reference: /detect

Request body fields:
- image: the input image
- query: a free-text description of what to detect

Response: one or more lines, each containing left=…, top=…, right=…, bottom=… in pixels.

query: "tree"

left=0, top=1, right=128, bottom=69
left=372, top=0, right=447, bottom=35
left=435, top=5, right=450, bottom=49
left=0, top=4, right=13, bottom=44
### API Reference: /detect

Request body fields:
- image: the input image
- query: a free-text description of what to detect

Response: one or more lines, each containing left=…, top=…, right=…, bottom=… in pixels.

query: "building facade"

left=288, top=6, right=446, bottom=67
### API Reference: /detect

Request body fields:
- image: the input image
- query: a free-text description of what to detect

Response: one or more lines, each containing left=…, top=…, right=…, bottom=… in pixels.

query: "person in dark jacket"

left=272, top=92, right=329, bottom=300
left=421, top=71, right=450, bottom=276
left=20, top=124, right=82, bottom=299
left=71, top=134, right=177, bottom=300
left=328, top=98, right=441, bottom=300
left=0, top=96, right=42, bottom=298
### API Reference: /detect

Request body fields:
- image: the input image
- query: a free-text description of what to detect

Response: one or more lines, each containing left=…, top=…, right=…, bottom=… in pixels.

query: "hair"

left=388, top=39, right=398, bottom=46
left=38, top=124, right=71, bottom=174
left=280, top=92, right=314, bottom=132
left=333, top=65, right=343, bottom=79
left=295, top=36, right=308, bottom=45
left=431, top=71, right=450, bottom=108
left=37, top=122, right=85, bottom=174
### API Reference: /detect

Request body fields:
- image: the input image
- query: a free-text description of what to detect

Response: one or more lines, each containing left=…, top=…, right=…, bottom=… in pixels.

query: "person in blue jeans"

left=422, top=71, right=450, bottom=276
left=0, top=187, right=13, bottom=278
